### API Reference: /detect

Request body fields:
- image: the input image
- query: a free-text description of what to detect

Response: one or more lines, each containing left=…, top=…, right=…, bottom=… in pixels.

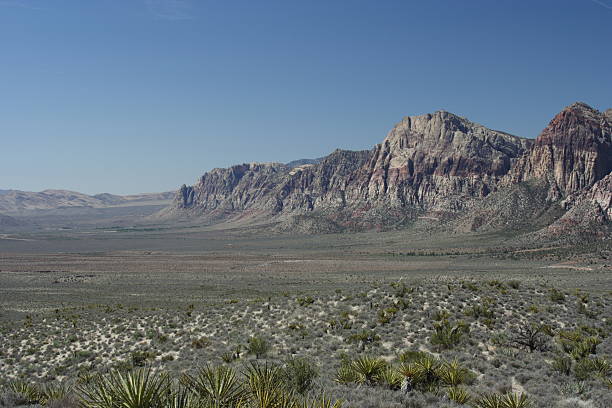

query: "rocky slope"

left=165, top=103, right=611, bottom=238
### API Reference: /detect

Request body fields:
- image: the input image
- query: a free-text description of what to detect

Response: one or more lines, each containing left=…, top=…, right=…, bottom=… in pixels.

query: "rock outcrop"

left=356, top=111, right=531, bottom=212
left=165, top=103, right=611, bottom=238
left=506, top=102, right=611, bottom=199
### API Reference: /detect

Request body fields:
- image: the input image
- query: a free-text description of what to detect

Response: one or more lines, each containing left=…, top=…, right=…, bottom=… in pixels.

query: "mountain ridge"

left=161, top=102, right=611, bottom=240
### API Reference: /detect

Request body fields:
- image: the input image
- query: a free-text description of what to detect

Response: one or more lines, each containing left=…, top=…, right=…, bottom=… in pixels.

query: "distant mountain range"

left=160, top=102, right=611, bottom=241
left=0, top=189, right=175, bottom=214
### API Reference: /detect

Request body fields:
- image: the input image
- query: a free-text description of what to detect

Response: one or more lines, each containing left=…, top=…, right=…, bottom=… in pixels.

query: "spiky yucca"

left=78, top=369, right=170, bottom=408
left=183, top=365, right=245, bottom=407
left=334, top=365, right=361, bottom=384
left=473, top=393, right=503, bottom=408
left=437, top=359, right=474, bottom=386
left=7, top=380, right=41, bottom=405
left=39, top=382, right=71, bottom=405
left=499, top=392, right=531, bottom=408
left=244, top=361, right=294, bottom=408
left=377, top=366, right=402, bottom=390
left=447, top=386, right=470, bottom=404
left=473, top=392, right=531, bottom=408
left=349, top=356, right=387, bottom=385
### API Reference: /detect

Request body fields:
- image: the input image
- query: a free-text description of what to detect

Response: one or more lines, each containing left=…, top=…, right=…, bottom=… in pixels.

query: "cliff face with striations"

left=506, top=102, right=611, bottom=200
left=356, top=111, right=532, bottom=212
left=163, top=102, right=611, bottom=237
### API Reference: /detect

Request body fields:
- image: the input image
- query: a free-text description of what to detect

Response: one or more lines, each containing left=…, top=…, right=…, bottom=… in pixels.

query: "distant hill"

left=0, top=189, right=175, bottom=214
left=0, top=213, right=25, bottom=227
left=160, top=102, right=611, bottom=241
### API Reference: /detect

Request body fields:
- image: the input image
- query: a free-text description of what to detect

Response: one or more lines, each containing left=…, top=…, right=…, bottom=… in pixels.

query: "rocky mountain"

left=506, top=102, right=611, bottom=200
left=164, top=103, right=611, bottom=239
left=0, top=189, right=175, bottom=214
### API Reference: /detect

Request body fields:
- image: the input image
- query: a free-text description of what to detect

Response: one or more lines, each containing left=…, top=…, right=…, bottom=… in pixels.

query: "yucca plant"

left=437, top=359, right=473, bottom=386
left=574, top=357, right=611, bottom=380
left=77, top=374, right=115, bottom=408
left=473, top=392, right=531, bottom=408
left=447, top=386, right=470, bottom=404
left=550, top=355, right=572, bottom=376
left=167, top=386, right=198, bottom=408
left=430, top=320, right=466, bottom=350
left=473, top=393, right=503, bottom=408
left=499, top=392, right=531, bottom=408
left=413, top=355, right=441, bottom=391
left=349, top=356, right=387, bottom=385
left=79, top=369, right=170, bottom=408
left=183, top=365, right=245, bottom=407
left=586, top=358, right=610, bottom=377
left=244, top=361, right=293, bottom=408
left=39, top=382, right=71, bottom=405
left=377, top=366, right=402, bottom=390
left=334, top=365, right=361, bottom=384
left=7, top=380, right=41, bottom=405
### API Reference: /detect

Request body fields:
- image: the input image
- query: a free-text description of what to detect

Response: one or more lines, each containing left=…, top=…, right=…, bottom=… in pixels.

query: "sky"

left=0, top=0, right=610, bottom=195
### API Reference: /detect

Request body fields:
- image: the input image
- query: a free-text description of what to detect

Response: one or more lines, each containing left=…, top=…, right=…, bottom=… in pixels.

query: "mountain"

left=0, top=213, right=24, bottom=227
left=0, top=189, right=175, bottom=214
left=163, top=103, right=611, bottom=239
left=506, top=102, right=611, bottom=200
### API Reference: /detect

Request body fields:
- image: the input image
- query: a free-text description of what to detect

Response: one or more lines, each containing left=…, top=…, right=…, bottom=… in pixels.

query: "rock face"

left=166, top=103, right=611, bottom=237
left=172, top=150, right=372, bottom=222
left=357, top=111, right=532, bottom=212
left=507, top=102, right=611, bottom=199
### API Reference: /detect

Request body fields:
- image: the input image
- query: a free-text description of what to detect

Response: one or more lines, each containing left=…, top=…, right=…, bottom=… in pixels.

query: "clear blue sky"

left=1, top=0, right=610, bottom=195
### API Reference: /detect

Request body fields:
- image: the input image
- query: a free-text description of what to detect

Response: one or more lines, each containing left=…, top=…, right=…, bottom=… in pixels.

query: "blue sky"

left=1, top=0, right=610, bottom=195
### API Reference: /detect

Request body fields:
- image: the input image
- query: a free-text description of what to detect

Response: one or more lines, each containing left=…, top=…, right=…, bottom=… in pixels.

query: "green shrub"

left=282, top=357, right=318, bottom=395
left=247, top=336, right=271, bottom=359
left=551, top=355, right=572, bottom=376
left=430, top=320, right=468, bottom=350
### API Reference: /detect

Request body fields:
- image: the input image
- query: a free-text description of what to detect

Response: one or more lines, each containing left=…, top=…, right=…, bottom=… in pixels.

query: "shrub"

left=297, top=296, right=315, bottom=306
left=247, top=336, right=271, bottom=359
left=430, top=320, right=468, bottom=350
left=282, top=357, right=318, bottom=395
left=509, top=324, right=549, bottom=352
left=191, top=337, right=211, bottom=349
left=347, top=330, right=380, bottom=351
left=549, top=289, right=565, bottom=303
left=551, top=355, right=572, bottom=376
